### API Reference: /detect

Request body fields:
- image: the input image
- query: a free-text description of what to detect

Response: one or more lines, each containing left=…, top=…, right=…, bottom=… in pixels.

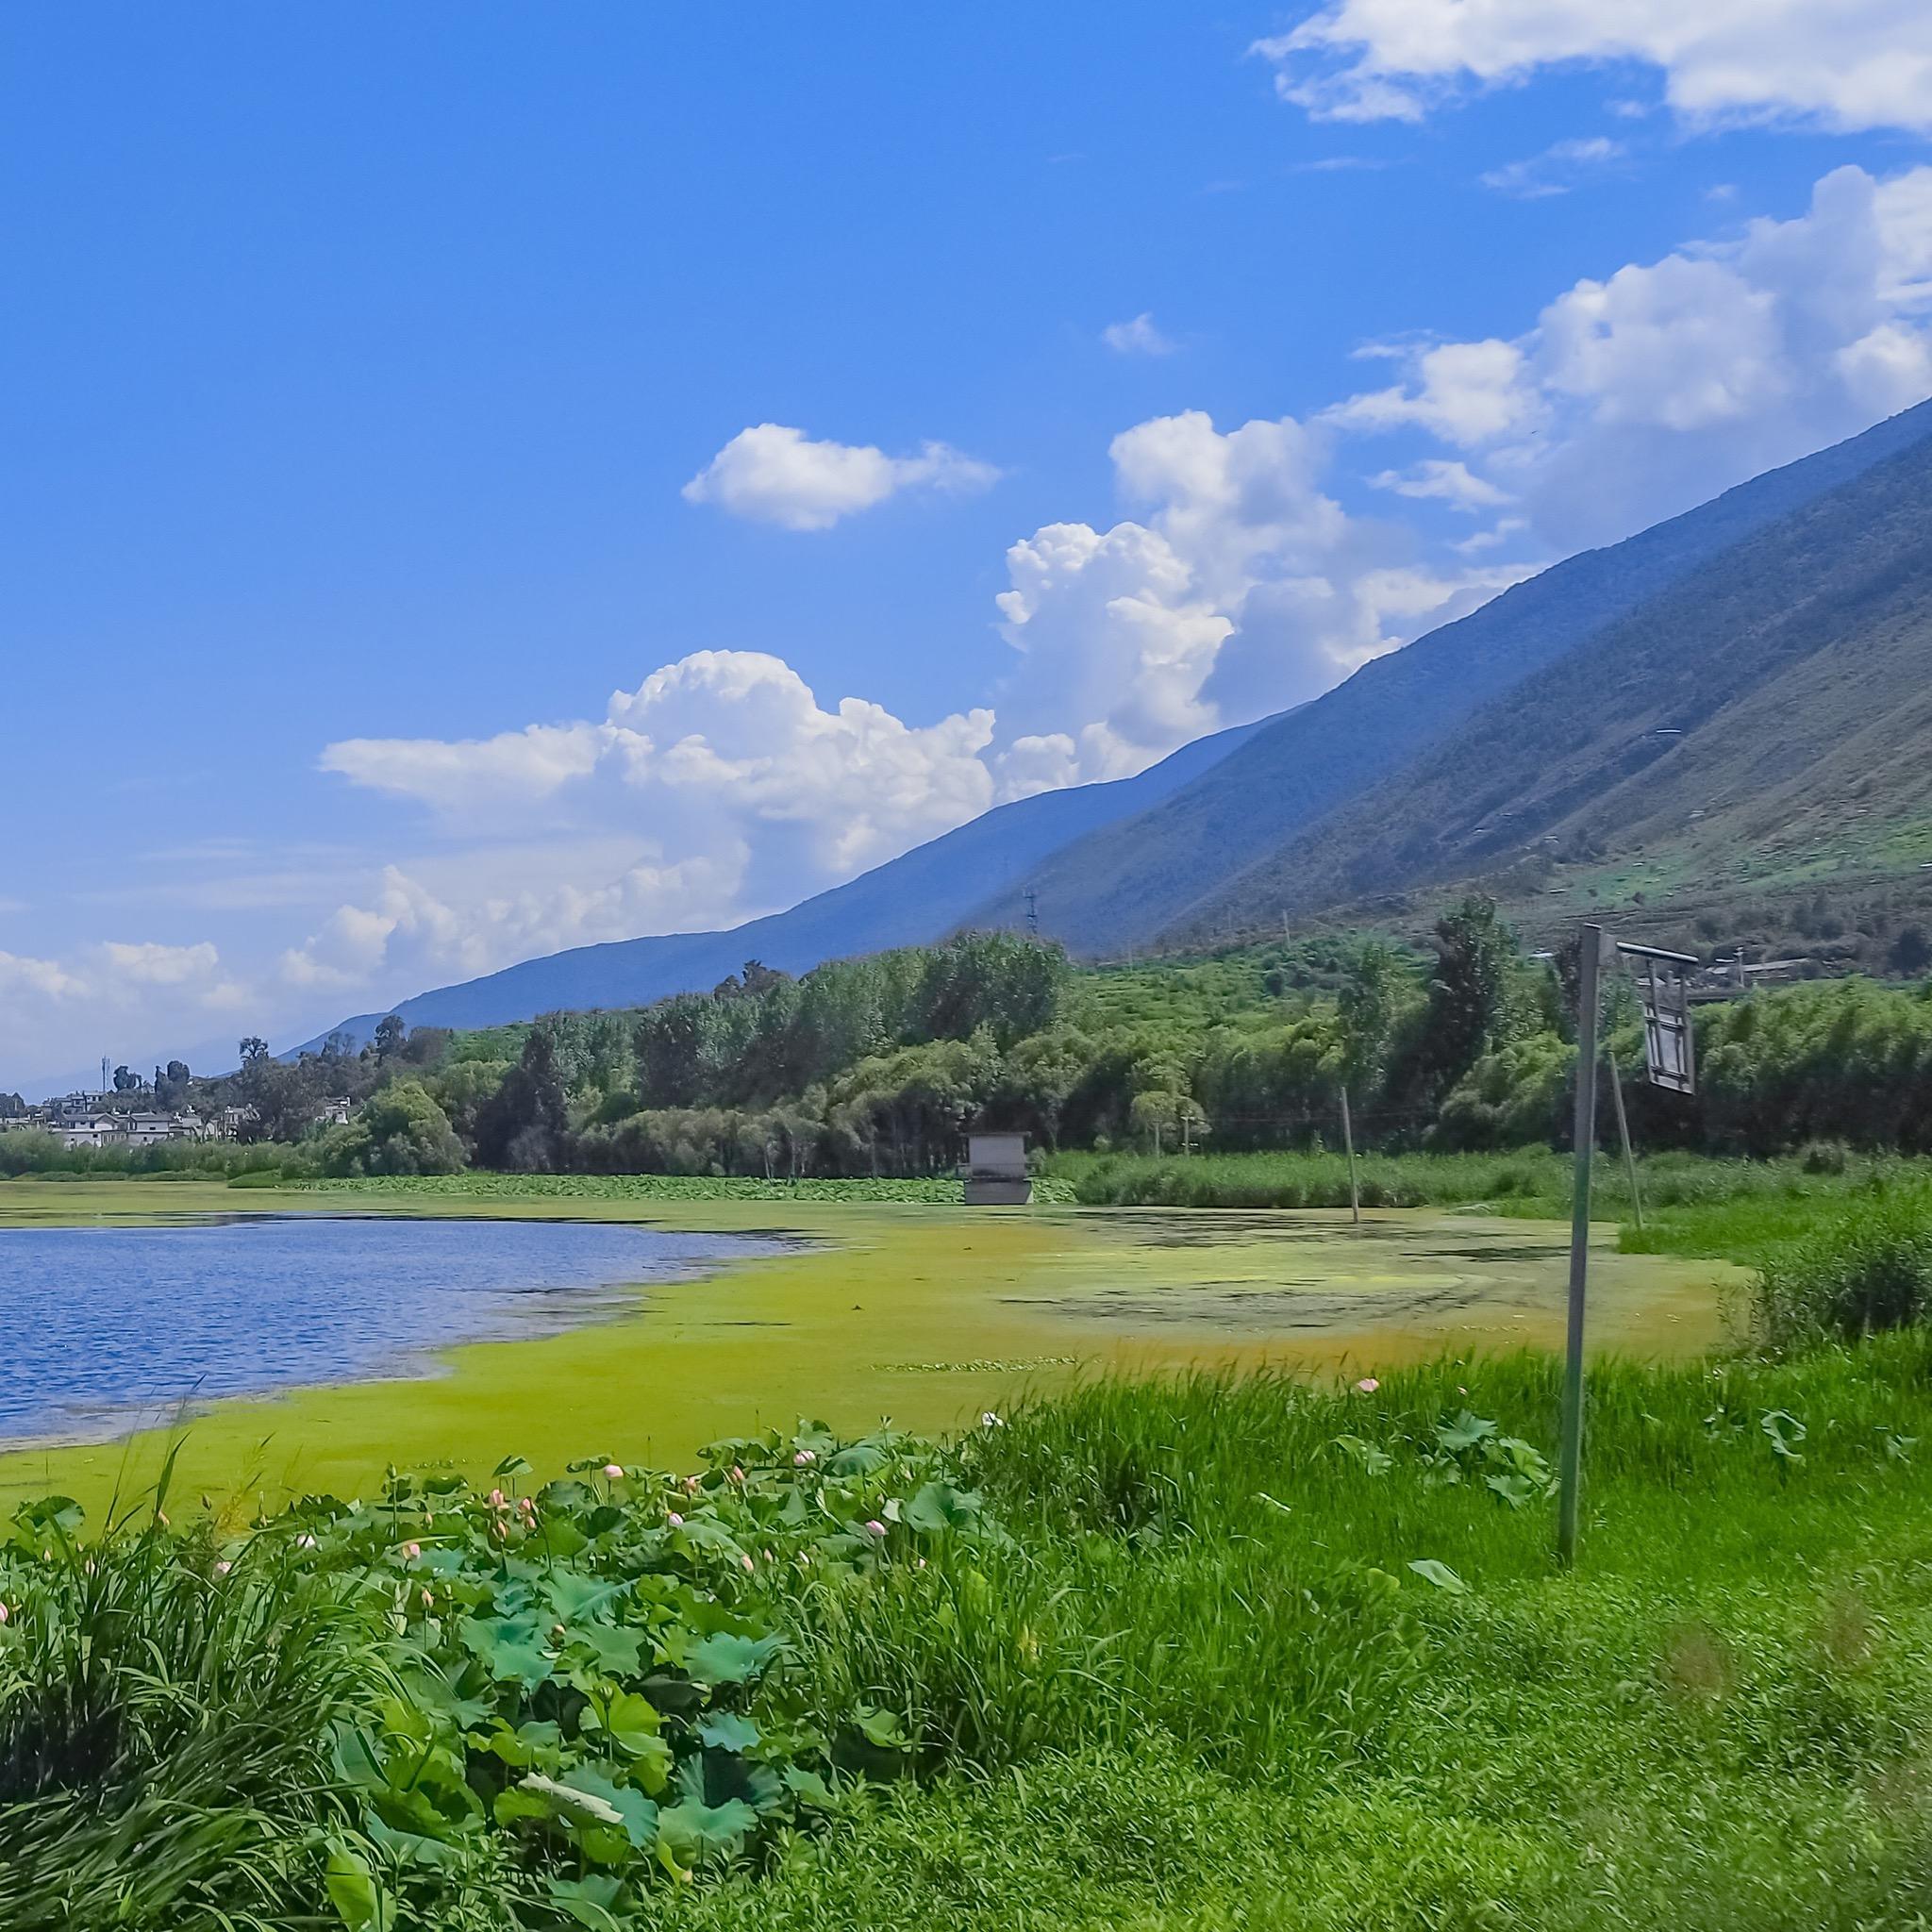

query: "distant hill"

left=1171, top=408, right=1932, bottom=944
left=295, top=710, right=1274, bottom=1051
left=967, top=398, right=1932, bottom=954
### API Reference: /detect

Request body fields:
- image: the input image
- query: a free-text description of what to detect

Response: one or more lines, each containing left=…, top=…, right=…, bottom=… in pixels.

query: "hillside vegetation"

left=14, top=908, right=1932, bottom=1187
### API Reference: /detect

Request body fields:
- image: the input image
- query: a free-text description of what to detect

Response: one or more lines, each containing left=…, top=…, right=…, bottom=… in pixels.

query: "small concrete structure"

left=961, top=1131, right=1031, bottom=1206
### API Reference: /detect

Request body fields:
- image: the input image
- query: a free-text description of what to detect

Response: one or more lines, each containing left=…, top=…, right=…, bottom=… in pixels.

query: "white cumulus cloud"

left=1328, top=163, right=1932, bottom=551
left=682, top=424, right=999, bottom=530
left=291, top=653, right=997, bottom=992
left=1253, top=1, right=1932, bottom=134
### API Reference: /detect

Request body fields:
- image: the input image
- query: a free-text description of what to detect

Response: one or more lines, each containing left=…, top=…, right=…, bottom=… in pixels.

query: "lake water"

left=0, top=1214, right=784, bottom=1445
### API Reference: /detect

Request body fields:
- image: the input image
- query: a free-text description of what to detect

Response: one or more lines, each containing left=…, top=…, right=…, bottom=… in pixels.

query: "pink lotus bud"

left=213, top=1559, right=232, bottom=1576
left=518, top=1496, right=536, bottom=1515
left=729, top=1465, right=745, bottom=1485
left=0, top=1602, right=9, bottom=1624
left=421, top=1588, right=434, bottom=1608
left=602, top=1463, right=625, bottom=1480
left=295, top=1534, right=317, bottom=1551
left=793, top=1449, right=815, bottom=1466
left=863, top=1519, right=887, bottom=1539
left=666, top=1511, right=684, bottom=1528
left=739, top=1553, right=755, bottom=1573
left=487, top=1489, right=507, bottom=1510
left=400, top=1541, right=421, bottom=1560
left=1354, top=1377, right=1379, bottom=1393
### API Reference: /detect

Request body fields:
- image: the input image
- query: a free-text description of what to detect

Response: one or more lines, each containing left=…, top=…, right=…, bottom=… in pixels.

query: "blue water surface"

left=0, top=1214, right=784, bottom=1444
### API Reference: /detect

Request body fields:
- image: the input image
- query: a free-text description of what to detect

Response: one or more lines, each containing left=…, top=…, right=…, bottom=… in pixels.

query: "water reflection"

left=0, top=1214, right=783, bottom=1445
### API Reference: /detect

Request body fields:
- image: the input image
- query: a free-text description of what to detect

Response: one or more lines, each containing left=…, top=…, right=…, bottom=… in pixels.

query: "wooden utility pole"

left=1339, top=1084, right=1360, bottom=1226
left=1605, top=1044, right=1643, bottom=1230
left=1557, top=925, right=1603, bottom=1569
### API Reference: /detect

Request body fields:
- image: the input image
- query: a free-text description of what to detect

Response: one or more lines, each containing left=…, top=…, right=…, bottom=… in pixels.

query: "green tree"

left=1416, top=895, right=1521, bottom=1100
left=473, top=1031, right=570, bottom=1170
left=372, top=1013, right=408, bottom=1064
left=321, top=1081, right=465, bottom=1176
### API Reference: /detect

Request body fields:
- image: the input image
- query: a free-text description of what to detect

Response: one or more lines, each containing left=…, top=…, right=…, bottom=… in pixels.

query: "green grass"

left=12, top=1334, right=1932, bottom=1927
left=1048, top=1145, right=1932, bottom=1258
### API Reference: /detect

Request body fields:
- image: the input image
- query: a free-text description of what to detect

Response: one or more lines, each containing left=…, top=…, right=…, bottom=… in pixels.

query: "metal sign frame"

left=1615, top=941, right=1698, bottom=1096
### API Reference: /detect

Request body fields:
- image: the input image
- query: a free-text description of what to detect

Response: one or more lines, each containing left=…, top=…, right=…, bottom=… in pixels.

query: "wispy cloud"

left=1480, top=137, right=1624, bottom=200
left=1102, top=312, right=1180, bottom=357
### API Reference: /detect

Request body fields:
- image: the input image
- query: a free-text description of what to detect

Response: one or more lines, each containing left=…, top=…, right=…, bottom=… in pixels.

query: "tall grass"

left=1755, top=1199, right=1932, bottom=1348
left=0, top=1498, right=383, bottom=1930
left=0, top=1130, right=308, bottom=1183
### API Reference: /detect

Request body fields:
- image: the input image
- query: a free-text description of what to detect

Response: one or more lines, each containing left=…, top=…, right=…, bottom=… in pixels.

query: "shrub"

left=1799, top=1138, right=1852, bottom=1175
left=1755, top=1201, right=1932, bottom=1348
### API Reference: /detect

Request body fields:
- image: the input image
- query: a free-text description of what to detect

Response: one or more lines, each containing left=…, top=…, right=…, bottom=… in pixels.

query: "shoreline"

left=0, top=1176, right=1740, bottom=1516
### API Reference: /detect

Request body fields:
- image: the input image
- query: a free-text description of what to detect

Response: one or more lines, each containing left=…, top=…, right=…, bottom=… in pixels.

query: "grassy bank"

left=8, top=1336, right=1932, bottom=1928
left=1046, top=1145, right=1932, bottom=1257
left=0, top=1177, right=1735, bottom=1519
left=280, top=1173, right=1080, bottom=1206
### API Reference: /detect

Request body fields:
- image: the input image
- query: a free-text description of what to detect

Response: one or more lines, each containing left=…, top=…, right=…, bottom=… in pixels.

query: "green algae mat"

left=0, top=1177, right=1737, bottom=1513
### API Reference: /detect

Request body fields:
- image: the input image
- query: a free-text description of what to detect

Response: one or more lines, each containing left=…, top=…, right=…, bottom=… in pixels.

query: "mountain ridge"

left=967, top=397, right=1932, bottom=954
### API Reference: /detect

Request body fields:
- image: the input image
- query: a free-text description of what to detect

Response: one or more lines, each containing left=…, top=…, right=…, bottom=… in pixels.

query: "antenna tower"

left=1024, top=888, right=1039, bottom=938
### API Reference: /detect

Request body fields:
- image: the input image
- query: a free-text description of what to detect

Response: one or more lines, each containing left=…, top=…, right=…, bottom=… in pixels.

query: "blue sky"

left=5, top=4, right=1931, bottom=1092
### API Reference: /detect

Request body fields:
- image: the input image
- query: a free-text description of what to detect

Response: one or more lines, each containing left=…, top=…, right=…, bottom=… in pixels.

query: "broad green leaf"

left=657, top=1795, right=758, bottom=1867
left=545, top=1571, right=627, bottom=1625
left=856, top=1706, right=910, bottom=1748
left=531, top=1517, right=591, bottom=1561
left=699, top=1710, right=760, bottom=1752
left=1407, top=1558, right=1468, bottom=1595
left=544, top=1875, right=625, bottom=1932
left=484, top=1719, right=562, bottom=1769
left=1435, top=1411, right=1498, bottom=1455
left=458, top=1613, right=553, bottom=1689
left=571, top=1621, right=645, bottom=1677
left=689, top=1630, right=783, bottom=1687
left=561, top=1763, right=659, bottom=1851
left=323, top=1843, right=388, bottom=1931
left=1331, top=1434, right=1393, bottom=1475
left=783, top=1763, right=835, bottom=1807
left=903, top=1480, right=982, bottom=1535
left=512, top=1772, right=626, bottom=1830
left=363, top=1813, right=465, bottom=1870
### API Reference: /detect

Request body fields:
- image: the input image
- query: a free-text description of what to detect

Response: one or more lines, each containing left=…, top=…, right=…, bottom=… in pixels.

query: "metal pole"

left=1605, top=1043, right=1643, bottom=1231
left=1557, top=924, right=1602, bottom=1569
left=1340, top=1084, right=1360, bottom=1226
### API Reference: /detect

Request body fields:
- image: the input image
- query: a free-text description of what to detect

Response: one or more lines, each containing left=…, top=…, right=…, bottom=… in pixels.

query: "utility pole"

left=1605, top=1043, right=1643, bottom=1230
left=1557, top=924, right=1603, bottom=1568
left=1339, top=1083, right=1360, bottom=1226
left=1024, top=889, right=1039, bottom=938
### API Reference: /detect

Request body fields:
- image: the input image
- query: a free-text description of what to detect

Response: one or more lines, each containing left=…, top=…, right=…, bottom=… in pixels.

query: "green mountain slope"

left=974, top=398, right=1932, bottom=955
left=1173, top=408, right=1932, bottom=944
